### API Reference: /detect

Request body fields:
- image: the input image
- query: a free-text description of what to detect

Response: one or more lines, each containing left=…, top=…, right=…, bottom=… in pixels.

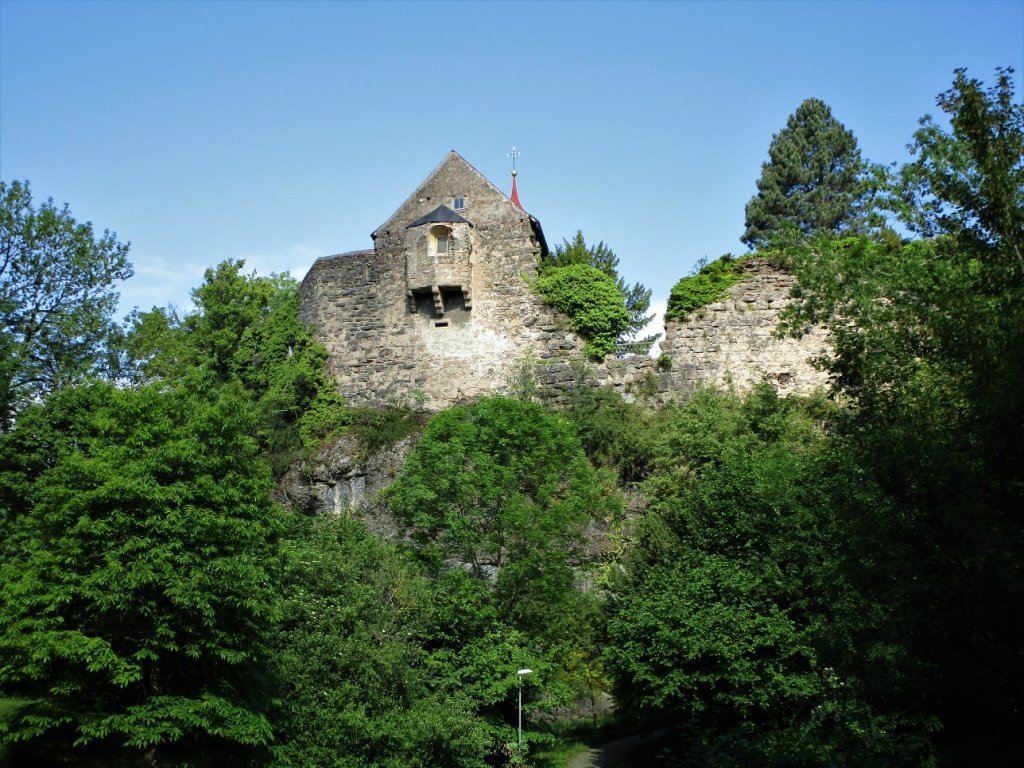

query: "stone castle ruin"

left=299, top=151, right=829, bottom=409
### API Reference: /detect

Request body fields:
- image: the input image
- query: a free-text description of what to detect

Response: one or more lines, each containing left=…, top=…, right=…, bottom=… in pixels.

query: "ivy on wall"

left=534, top=264, right=630, bottom=359
left=665, top=255, right=750, bottom=321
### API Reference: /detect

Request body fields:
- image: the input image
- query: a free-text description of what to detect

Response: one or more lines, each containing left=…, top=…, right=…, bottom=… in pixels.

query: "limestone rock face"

left=276, top=434, right=413, bottom=539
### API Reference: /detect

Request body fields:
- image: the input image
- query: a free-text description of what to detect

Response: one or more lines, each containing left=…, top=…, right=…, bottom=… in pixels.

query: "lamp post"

left=517, top=668, right=532, bottom=760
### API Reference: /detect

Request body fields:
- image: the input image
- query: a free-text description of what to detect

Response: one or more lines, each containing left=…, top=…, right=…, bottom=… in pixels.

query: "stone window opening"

left=430, top=224, right=451, bottom=263
left=452, top=195, right=466, bottom=210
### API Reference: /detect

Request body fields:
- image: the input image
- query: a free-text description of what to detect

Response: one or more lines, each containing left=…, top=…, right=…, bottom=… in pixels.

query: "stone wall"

left=657, top=258, right=830, bottom=395
left=299, top=152, right=590, bottom=411
left=300, top=154, right=830, bottom=411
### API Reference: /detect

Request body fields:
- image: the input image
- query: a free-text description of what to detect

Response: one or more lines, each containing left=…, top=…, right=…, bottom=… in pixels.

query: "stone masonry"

left=300, top=151, right=588, bottom=411
left=658, top=259, right=831, bottom=395
left=299, top=152, right=830, bottom=410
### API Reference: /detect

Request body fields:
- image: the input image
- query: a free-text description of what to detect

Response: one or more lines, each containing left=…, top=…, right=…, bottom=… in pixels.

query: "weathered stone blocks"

left=299, top=154, right=830, bottom=411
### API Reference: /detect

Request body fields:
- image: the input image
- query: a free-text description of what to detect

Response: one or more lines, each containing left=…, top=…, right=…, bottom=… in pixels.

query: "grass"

left=531, top=738, right=592, bottom=768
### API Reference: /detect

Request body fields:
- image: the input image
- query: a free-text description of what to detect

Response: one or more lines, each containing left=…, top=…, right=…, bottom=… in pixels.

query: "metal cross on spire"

left=508, top=146, right=520, bottom=175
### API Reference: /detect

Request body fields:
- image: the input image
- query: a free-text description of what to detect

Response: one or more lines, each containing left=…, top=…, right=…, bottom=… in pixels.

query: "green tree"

left=606, top=386, right=925, bottom=766
left=543, top=231, right=658, bottom=354
left=386, top=396, right=617, bottom=630
left=780, top=69, right=1024, bottom=764
left=0, top=374, right=282, bottom=766
left=271, top=514, right=490, bottom=768
left=888, top=66, right=1023, bottom=279
left=562, top=385, right=657, bottom=484
left=742, top=98, right=870, bottom=250
left=0, top=181, right=132, bottom=430
left=124, top=259, right=346, bottom=474
left=385, top=397, right=619, bottom=755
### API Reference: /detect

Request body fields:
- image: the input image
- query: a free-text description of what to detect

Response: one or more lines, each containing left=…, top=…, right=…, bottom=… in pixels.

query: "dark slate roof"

left=529, top=215, right=549, bottom=259
left=406, top=204, right=470, bottom=228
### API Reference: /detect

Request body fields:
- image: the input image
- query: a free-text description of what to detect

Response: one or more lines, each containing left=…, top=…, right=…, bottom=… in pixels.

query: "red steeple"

left=510, top=169, right=523, bottom=210
left=508, top=146, right=524, bottom=209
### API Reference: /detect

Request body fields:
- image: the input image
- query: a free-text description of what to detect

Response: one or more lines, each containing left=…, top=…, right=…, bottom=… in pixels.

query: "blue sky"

left=2, top=0, right=1022, bottom=343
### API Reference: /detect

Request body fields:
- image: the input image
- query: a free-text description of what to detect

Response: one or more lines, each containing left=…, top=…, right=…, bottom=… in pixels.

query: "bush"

left=535, top=265, right=630, bottom=359
left=665, top=255, right=748, bottom=321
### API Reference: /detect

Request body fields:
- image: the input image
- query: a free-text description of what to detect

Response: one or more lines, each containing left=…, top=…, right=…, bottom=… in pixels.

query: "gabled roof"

left=406, top=204, right=470, bottom=228
left=372, top=150, right=518, bottom=238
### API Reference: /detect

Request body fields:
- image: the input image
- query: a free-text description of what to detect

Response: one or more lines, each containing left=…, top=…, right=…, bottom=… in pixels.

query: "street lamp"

left=517, top=668, right=533, bottom=759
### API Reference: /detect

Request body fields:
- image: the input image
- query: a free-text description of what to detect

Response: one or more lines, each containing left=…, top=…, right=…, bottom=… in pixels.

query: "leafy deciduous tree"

left=888, top=66, right=1023, bottom=281
left=0, top=181, right=132, bottom=429
left=780, top=68, right=1024, bottom=764
left=606, top=386, right=927, bottom=766
left=535, top=263, right=631, bottom=359
left=543, top=231, right=658, bottom=354
left=0, top=375, right=282, bottom=766
left=386, top=396, right=620, bottom=756
left=271, top=514, right=491, bottom=768
left=124, top=259, right=346, bottom=474
left=386, top=396, right=617, bottom=628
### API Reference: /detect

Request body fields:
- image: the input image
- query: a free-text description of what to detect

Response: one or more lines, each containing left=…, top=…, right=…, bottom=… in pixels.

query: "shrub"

left=535, top=264, right=630, bottom=359
left=665, top=255, right=748, bottom=321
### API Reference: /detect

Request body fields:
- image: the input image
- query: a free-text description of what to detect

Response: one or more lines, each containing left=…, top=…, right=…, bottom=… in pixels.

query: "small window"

left=452, top=196, right=466, bottom=210
left=430, top=224, right=450, bottom=260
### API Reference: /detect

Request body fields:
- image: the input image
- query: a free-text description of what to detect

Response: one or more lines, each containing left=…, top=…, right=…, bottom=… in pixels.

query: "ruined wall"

left=300, top=253, right=830, bottom=410
left=510, top=259, right=830, bottom=407
left=657, top=259, right=830, bottom=395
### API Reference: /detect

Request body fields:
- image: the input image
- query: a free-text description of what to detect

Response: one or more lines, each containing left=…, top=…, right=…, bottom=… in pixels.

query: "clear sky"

left=2, top=0, right=1022, bottom=344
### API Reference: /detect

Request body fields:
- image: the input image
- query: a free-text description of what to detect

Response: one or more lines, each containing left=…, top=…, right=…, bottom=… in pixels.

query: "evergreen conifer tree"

left=742, top=98, right=869, bottom=250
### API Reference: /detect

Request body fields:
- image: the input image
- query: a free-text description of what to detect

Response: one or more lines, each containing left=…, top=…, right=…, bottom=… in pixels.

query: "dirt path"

left=565, top=729, right=668, bottom=768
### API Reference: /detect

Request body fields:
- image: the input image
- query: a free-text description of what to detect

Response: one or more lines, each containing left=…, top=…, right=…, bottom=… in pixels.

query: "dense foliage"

left=775, top=67, right=1024, bottom=763
left=2, top=67, right=1020, bottom=767
left=270, top=514, right=491, bottom=768
left=742, top=97, right=871, bottom=250
left=0, top=181, right=132, bottom=430
left=386, top=396, right=621, bottom=759
left=562, top=384, right=658, bottom=484
left=534, top=263, right=630, bottom=359
left=124, top=259, right=346, bottom=474
left=0, top=375, right=282, bottom=766
left=606, top=387, right=934, bottom=765
left=664, top=254, right=748, bottom=321
left=386, top=396, right=619, bottom=634
left=542, top=231, right=658, bottom=354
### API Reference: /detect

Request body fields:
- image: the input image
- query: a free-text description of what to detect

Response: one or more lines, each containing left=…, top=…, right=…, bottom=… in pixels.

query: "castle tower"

left=299, top=151, right=568, bottom=410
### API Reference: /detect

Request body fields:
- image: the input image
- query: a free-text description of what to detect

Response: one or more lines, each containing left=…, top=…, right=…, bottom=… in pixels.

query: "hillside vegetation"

left=1, top=68, right=1021, bottom=767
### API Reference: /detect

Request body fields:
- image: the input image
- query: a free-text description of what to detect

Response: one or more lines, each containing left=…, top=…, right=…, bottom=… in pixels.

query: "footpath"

left=564, top=729, right=669, bottom=768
